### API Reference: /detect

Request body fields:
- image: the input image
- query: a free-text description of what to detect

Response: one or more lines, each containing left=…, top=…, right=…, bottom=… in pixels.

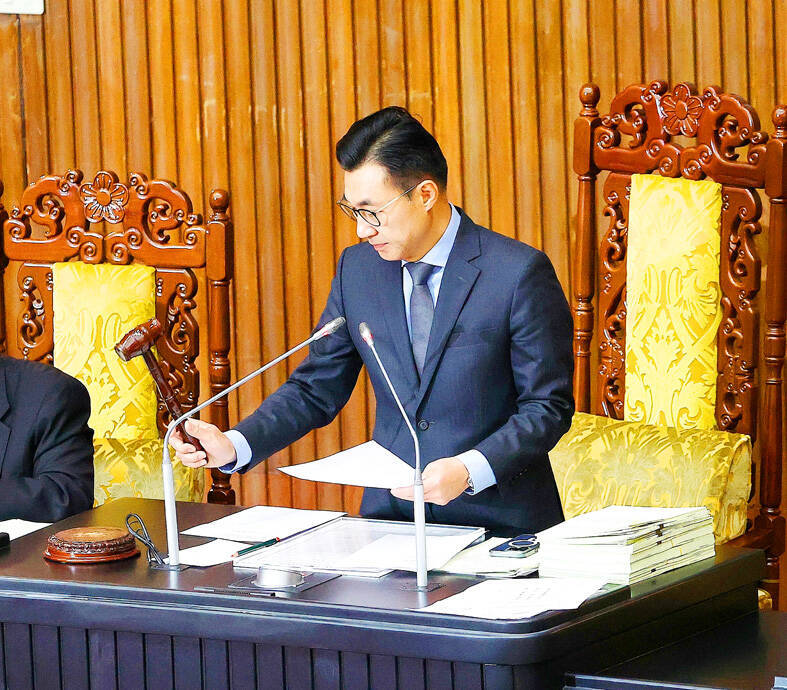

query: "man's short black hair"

left=336, top=106, right=448, bottom=191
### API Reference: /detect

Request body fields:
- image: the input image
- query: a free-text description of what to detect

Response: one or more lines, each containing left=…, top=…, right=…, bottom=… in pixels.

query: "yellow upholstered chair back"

left=52, top=262, right=204, bottom=505
left=625, top=174, right=723, bottom=431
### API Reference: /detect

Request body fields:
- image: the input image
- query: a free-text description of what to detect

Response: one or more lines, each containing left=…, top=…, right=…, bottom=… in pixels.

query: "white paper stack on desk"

left=536, top=505, right=715, bottom=585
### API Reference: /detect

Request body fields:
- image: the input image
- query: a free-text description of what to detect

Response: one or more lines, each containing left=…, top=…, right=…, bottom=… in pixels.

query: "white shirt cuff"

left=221, top=429, right=253, bottom=473
left=456, top=449, right=496, bottom=494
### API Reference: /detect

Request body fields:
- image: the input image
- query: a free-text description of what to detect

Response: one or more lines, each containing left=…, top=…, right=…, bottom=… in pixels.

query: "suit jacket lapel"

left=374, top=256, right=420, bottom=393
left=415, top=214, right=481, bottom=405
left=0, top=364, right=11, bottom=477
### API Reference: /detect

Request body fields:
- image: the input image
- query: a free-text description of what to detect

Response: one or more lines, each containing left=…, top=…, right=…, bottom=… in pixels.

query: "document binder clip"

left=126, top=513, right=188, bottom=571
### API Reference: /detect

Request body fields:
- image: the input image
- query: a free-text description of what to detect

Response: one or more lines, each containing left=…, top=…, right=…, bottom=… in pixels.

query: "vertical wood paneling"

left=95, top=0, right=125, bottom=172
left=302, top=0, right=343, bottom=511
left=720, top=0, right=749, bottom=96
left=148, top=0, right=177, bottom=179
left=535, top=0, right=570, bottom=286
left=483, top=0, right=516, bottom=239
left=668, top=0, right=696, bottom=83
left=0, top=0, right=785, bottom=525
left=249, top=0, right=286, bottom=506
left=43, top=0, right=73, bottom=171
left=457, top=0, right=489, bottom=227
left=224, top=0, right=263, bottom=506
left=642, top=0, right=669, bottom=79
left=509, top=0, right=542, bottom=249
left=276, top=0, right=314, bottom=508
left=0, top=16, right=25, bottom=204
left=69, top=0, right=101, bottom=173
left=431, top=0, right=462, bottom=204
left=19, top=16, right=48, bottom=180
left=121, top=0, right=151, bottom=173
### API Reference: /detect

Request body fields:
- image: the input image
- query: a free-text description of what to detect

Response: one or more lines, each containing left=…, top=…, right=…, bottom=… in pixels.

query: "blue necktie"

left=406, top=262, right=436, bottom=377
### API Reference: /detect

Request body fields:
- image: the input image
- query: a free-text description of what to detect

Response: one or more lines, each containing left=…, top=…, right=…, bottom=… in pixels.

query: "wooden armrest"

left=729, top=528, right=774, bottom=551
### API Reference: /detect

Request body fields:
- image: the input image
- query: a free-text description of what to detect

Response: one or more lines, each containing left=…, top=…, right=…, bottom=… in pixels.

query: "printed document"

left=0, top=519, right=51, bottom=540
left=279, top=441, right=414, bottom=489
left=182, top=505, right=344, bottom=543
left=172, top=539, right=250, bottom=567
left=338, top=532, right=481, bottom=572
left=419, top=577, right=607, bottom=619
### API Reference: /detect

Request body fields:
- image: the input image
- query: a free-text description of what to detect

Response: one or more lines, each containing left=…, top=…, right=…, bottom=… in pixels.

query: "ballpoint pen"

left=232, top=537, right=280, bottom=558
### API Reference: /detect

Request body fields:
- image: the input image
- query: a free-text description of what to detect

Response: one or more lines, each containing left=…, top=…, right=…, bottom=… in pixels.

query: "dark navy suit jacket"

left=236, top=211, right=574, bottom=532
left=0, top=356, right=94, bottom=521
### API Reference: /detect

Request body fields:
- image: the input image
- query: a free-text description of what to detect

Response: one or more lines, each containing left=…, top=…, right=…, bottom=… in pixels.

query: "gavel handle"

left=141, top=350, right=206, bottom=454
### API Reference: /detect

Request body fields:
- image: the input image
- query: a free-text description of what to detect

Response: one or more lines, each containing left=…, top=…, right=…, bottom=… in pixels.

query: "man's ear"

left=417, top=179, right=439, bottom=212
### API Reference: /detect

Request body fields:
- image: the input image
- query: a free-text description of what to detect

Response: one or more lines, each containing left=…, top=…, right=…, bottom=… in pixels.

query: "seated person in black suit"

left=0, top=355, right=94, bottom=522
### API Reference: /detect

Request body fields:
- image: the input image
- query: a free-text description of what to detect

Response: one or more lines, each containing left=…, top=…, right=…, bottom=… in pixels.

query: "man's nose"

left=356, top=220, right=378, bottom=239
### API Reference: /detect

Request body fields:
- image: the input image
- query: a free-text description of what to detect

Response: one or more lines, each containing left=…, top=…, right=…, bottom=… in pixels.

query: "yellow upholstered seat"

left=549, top=412, right=751, bottom=544
left=52, top=262, right=204, bottom=505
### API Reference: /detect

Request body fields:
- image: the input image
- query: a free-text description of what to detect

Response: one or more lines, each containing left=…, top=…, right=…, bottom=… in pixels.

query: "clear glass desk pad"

left=233, top=517, right=486, bottom=575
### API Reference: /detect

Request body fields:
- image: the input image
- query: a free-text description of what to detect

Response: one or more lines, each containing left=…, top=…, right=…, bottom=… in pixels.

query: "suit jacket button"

left=417, top=420, right=429, bottom=431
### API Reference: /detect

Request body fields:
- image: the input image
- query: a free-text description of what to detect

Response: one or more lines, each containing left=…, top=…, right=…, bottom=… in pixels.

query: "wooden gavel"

left=115, top=318, right=205, bottom=455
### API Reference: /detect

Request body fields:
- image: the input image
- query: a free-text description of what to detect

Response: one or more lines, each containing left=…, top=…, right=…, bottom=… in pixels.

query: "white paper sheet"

left=419, top=577, right=607, bottom=619
left=278, top=441, right=414, bottom=489
left=338, top=532, right=481, bottom=572
left=173, top=539, right=250, bottom=567
left=181, top=506, right=344, bottom=543
left=0, top=519, right=51, bottom=540
left=438, top=537, right=539, bottom=577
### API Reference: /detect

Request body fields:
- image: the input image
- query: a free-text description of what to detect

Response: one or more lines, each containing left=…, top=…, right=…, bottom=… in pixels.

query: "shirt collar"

left=402, top=204, right=460, bottom=269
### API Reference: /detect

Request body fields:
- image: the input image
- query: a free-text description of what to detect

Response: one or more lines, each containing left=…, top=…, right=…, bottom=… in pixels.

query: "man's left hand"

left=391, top=456, right=470, bottom=505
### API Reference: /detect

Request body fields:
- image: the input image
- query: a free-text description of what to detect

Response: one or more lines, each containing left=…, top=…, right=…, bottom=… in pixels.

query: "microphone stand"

left=159, top=317, right=346, bottom=568
left=359, top=323, right=428, bottom=590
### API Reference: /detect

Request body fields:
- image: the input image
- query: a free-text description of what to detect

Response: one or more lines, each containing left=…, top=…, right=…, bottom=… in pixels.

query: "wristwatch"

left=466, top=472, right=474, bottom=494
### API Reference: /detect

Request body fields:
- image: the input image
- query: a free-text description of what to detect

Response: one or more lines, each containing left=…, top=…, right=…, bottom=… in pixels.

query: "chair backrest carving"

left=0, top=169, right=235, bottom=504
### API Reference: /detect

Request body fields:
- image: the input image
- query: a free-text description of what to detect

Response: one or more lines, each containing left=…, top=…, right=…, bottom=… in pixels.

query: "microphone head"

left=358, top=322, right=374, bottom=346
left=315, top=316, right=346, bottom=339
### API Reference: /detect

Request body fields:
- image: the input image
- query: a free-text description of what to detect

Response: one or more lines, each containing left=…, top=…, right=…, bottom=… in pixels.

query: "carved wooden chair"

left=553, top=81, right=785, bottom=605
left=0, top=170, right=235, bottom=506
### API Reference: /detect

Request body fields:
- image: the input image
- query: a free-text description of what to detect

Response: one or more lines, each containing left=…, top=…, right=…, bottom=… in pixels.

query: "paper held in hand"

left=279, top=440, right=414, bottom=489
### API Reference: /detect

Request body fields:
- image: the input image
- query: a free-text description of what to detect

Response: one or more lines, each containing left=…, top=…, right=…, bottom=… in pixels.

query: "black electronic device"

left=0, top=532, right=8, bottom=550
left=489, top=534, right=539, bottom=558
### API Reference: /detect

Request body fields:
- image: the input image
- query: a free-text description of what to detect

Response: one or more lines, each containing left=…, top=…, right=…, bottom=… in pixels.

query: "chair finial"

left=773, top=106, right=787, bottom=138
left=209, top=189, right=230, bottom=215
left=579, top=83, right=600, bottom=111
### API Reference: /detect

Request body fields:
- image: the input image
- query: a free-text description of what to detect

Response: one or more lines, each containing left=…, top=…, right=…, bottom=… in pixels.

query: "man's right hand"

left=170, top=418, right=237, bottom=469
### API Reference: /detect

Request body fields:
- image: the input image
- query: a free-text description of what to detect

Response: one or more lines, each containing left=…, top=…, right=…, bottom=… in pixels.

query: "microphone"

left=158, top=316, right=346, bottom=568
left=359, top=322, right=428, bottom=589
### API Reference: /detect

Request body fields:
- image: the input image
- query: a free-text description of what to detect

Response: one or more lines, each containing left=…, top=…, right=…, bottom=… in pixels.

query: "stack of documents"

left=537, top=506, right=715, bottom=585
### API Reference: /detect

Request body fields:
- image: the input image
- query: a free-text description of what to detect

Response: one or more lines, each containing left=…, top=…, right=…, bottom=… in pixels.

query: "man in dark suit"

left=0, top=356, right=94, bottom=522
left=174, top=107, right=573, bottom=533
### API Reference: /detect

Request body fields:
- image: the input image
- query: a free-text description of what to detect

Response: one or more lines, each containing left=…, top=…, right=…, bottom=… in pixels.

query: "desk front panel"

left=0, top=498, right=763, bottom=689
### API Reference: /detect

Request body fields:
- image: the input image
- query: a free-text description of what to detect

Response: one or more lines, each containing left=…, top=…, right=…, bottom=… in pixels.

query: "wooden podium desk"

left=0, top=498, right=763, bottom=689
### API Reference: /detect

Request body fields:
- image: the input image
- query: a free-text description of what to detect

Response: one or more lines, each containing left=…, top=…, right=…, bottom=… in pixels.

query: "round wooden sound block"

left=44, top=526, right=140, bottom=564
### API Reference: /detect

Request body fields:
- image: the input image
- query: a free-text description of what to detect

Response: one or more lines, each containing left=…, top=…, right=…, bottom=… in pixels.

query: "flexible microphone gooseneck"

left=359, top=322, right=428, bottom=589
left=161, top=316, right=347, bottom=568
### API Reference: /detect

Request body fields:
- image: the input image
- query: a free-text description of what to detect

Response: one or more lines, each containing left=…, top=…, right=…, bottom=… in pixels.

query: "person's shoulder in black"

left=0, top=355, right=94, bottom=522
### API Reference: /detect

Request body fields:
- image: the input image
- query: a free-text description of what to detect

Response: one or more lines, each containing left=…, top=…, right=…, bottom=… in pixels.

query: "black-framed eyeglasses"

left=336, top=182, right=420, bottom=227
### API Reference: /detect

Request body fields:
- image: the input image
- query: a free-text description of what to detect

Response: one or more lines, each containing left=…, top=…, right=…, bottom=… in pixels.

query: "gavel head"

left=115, top=318, right=163, bottom=361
